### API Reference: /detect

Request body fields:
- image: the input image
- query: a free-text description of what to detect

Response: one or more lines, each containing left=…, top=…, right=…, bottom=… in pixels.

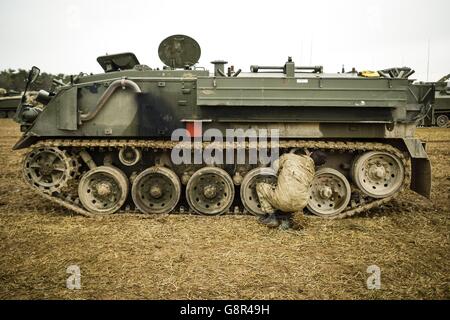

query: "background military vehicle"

left=421, top=74, right=450, bottom=127
left=0, top=89, right=21, bottom=118
left=0, top=89, right=40, bottom=119
left=13, top=35, right=434, bottom=218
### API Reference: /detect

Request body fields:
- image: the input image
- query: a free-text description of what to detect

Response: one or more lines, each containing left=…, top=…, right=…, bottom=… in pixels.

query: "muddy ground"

left=0, top=119, right=448, bottom=299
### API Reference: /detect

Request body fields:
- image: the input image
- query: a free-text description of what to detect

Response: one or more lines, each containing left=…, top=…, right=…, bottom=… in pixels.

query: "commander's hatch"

left=97, top=52, right=140, bottom=73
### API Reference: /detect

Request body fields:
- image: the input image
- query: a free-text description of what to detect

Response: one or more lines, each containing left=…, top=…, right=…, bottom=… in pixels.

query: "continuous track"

left=23, top=139, right=411, bottom=219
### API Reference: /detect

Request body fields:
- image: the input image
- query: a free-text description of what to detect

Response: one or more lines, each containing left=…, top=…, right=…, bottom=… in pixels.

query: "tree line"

left=0, top=69, right=69, bottom=93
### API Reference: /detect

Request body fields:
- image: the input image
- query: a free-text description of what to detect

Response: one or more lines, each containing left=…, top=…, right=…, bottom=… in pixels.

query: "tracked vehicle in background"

left=421, top=74, right=450, bottom=127
left=0, top=90, right=21, bottom=118
left=13, top=35, right=434, bottom=218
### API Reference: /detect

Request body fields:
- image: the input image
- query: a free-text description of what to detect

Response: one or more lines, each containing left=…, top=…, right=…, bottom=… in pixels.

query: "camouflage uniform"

left=256, top=153, right=315, bottom=215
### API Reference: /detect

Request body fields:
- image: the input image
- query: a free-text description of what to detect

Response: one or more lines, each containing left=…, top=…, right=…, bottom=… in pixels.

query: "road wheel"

left=131, top=166, right=181, bottom=214
left=78, top=166, right=128, bottom=215
left=186, top=167, right=234, bottom=215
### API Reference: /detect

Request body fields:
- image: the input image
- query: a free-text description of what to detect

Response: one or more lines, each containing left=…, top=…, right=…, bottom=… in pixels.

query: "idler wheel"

left=186, top=167, right=234, bottom=215
left=307, top=168, right=351, bottom=217
left=436, top=114, right=449, bottom=128
left=351, top=151, right=404, bottom=198
left=131, top=166, right=181, bottom=214
left=78, top=166, right=128, bottom=214
left=240, top=167, right=277, bottom=216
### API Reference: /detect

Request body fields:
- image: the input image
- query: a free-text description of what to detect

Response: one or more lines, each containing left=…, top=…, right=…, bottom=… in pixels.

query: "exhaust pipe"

left=80, top=78, right=141, bottom=122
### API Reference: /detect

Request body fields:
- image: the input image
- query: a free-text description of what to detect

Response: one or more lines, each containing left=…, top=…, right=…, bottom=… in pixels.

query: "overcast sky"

left=0, top=0, right=449, bottom=81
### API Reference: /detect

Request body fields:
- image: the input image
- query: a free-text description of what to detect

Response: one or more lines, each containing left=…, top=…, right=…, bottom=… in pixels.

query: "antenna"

left=426, top=39, right=430, bottom=81
left=300, top=40, right=303, bottom=64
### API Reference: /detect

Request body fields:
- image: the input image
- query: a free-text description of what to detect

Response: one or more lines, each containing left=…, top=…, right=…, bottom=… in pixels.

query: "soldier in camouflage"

left=257, top=151, right=327, bottom=230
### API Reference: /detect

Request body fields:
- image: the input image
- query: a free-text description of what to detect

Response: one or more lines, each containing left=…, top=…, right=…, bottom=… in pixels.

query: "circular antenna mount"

left=158, top=34, right=201, bottom=68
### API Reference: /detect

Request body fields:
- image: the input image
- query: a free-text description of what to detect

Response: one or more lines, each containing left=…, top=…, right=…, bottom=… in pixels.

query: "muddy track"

left=23, top=139, right=411, bottom=219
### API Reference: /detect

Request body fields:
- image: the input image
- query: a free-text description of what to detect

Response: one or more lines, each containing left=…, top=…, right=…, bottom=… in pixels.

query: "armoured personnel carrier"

left=13, top=35, right=434, bottom=218
left=0, top=90, right=21, bottom=118
left=421, top=74, right=449, bottom=127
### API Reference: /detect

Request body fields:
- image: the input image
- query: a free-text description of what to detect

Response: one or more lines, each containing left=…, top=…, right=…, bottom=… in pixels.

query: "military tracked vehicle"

left=421, top=74, right=449, bottom=127
left=13, top=35, right=434, bottom=218
left=0, top=90, right=40, bottom=119
left=0, top=90, right=21, bottom=118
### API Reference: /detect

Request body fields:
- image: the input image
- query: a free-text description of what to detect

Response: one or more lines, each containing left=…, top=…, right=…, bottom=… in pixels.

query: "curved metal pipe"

left=80, top=78, right=141, bottom=121
left=233, top=69, right=242, bottom=77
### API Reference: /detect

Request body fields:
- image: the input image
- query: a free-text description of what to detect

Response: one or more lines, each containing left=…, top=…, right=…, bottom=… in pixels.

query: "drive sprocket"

left=22, top=146, right=78, bottom=194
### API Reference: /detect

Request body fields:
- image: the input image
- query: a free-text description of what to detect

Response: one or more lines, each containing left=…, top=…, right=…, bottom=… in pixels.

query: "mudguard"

left=402, top=138, right=432, bottom=199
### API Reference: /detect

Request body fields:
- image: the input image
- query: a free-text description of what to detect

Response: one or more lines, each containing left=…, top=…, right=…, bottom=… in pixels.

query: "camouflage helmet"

left=0, top=88, right=7, bottom=96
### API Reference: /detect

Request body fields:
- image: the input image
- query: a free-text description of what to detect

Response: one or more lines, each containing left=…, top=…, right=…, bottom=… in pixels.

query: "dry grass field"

left=0, top=118, right=449, bottom=300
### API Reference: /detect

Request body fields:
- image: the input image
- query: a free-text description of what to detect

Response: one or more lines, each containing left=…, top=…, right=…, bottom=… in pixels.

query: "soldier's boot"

left=278, top=214, right=293, bottom=230
left=278, top=218, right=292, bottom=230
left=258, top=213, right=280, bottom=228
left=258, top=214, right=270, bottom=223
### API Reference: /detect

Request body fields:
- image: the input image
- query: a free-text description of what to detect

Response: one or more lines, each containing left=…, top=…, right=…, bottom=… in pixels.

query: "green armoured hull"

left=17, top=68, right=430, bottom=140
